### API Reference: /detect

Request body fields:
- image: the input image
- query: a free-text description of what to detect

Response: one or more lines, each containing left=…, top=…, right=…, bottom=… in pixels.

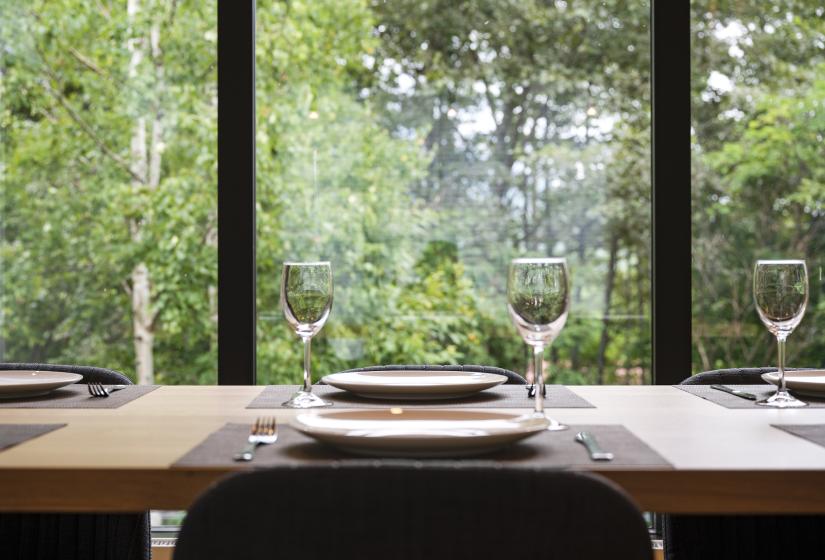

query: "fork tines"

left=253, top=417, right=277, bottom=435
left=87, top=382, right=110, bottom=398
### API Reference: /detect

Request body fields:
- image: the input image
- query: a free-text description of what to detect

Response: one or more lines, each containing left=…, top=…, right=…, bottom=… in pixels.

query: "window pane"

left=1, top=0, right=218, bottom=384
left=691, top=1, right=825, bottom=373
left=256, top=0, right=652, bottom=384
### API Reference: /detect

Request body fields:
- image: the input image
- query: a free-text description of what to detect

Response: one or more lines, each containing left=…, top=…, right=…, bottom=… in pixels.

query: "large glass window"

left=255, top=0, right=652, bottom=385
left=691, top=1, right=825, bottom=372
left=1, top=0, right=218, bottom=384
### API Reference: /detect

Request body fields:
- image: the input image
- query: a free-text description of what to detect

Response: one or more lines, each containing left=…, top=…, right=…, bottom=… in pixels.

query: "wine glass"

left=753, top=259, right=808, bottom=408
left=281, top=261, right=334, bottom=408
left=507, top=257, right=570, bottom=431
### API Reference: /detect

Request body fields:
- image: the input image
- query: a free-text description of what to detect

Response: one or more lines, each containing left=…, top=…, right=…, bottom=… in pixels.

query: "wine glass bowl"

left=753, top=259, right=808, bottom=408
left=507, top=261, right=569, bottom=348
left=507, top=258, right=570, bottom=431
left=281, top=261, right=334, bottom=409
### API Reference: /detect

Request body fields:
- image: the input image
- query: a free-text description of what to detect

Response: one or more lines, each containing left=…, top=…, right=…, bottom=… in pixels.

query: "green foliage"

left=5, top=0, right=818, bottom=385
left=691, top=0, right=825, bottom=372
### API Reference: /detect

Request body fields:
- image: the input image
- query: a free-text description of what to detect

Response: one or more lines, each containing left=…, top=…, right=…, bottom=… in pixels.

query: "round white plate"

left=291, top=409, right=549, bottom=458
left=0, top=370, right=83, bottom=399
left=321, top=370, right=507, bottom=400
left=762, top=370, right=825, bottom=397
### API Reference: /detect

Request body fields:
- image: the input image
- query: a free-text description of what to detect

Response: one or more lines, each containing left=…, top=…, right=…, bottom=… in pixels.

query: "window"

left=254, top=0, right=653, bottom=385
left=691, top=2, right=825, bottom=372
left=1, top=0, right=218, bottom=384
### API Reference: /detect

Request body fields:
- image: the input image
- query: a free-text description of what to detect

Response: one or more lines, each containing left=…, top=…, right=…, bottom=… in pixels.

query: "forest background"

left=1, top=0, right=823, bottom=385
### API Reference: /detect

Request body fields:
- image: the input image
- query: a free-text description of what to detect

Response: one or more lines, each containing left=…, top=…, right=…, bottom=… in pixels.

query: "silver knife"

left=710, top=384, right=757, bottom=401
left=575, top=431, right=614, bottom=461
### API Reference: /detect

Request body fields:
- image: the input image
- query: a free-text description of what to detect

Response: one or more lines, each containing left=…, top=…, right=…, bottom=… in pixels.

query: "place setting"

left=177, top=259, right=668, bottom=472
left=679, top=260, right=825, bottom=409
left=0, top=369, right=157, bottom=409
left=247, top=260, right=594, bottom=410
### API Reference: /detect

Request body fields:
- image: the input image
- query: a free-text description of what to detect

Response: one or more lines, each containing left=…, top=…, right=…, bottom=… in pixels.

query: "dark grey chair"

left=176, top=464, right=652, bottom=560
left=332, top=363, right=528, bottom=385
left=0, top=363, right=150, bottom=560
left=665, top=366, right=824, bottom=560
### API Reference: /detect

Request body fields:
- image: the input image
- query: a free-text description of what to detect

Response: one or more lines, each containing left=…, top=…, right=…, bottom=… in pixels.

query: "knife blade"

left=710, top=384, right=757, bottom=401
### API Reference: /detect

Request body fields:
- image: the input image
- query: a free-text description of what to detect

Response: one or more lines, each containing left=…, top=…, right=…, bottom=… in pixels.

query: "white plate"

left=291, top=409, right=549, bottom=458
left=762, top=370, right=825, bottom=397
left=0, top=370, right=83, bottom=399
left=321, top=370, right=507, bottom=400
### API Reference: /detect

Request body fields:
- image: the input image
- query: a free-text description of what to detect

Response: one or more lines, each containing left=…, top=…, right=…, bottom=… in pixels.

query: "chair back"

left=681, top=366, right=809, bottom=386
left=176, top=464, right=651, bottom=560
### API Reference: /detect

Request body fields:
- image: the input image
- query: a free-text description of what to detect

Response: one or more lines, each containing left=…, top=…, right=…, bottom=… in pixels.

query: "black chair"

left=679, top=366, right=805, bottom=387
left=0, top=363, right=150, bottom=560
left=665, top=366, right=824, bottom=560
left=332, top=363, right=528, bottom=385
left=176, top=464, right=652, bottom=560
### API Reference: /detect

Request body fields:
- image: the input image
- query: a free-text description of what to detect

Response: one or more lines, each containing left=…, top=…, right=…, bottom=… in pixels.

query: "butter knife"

left=710, top=384, right=757, bottom=401
left=575, top=431, right=614, bottom=461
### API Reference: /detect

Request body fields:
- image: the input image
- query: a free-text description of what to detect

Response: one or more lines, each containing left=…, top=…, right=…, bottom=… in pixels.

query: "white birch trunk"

left=126, top=0, right=160, bottom=385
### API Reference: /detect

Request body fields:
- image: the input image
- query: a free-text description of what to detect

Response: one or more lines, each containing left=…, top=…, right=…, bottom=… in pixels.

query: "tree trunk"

left=126, top=0, right=163, bottom=385
left=596, top=233, right=620, bottom=384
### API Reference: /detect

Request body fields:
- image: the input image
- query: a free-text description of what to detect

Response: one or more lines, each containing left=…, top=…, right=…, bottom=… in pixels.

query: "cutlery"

left=575, top=431, right=614, bottom=461
left=233, top=417, right=278, bottom=462
left=87, top=382, right=127, bottom=398
left=710, top=384, right=758, bottom=401
left=526, top=384, right=546, bottom=398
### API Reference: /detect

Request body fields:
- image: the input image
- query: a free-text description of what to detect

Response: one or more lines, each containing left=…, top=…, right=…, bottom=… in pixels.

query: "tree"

left=1, top=0, right=218, bottom=383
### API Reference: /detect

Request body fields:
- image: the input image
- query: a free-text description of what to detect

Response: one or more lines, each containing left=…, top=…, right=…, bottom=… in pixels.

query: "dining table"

left=2, top=384, right=825, bottom=514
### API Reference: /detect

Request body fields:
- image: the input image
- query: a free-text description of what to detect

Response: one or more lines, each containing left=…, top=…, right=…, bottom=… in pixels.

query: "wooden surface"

left=2, top=385, right=825, bottom=513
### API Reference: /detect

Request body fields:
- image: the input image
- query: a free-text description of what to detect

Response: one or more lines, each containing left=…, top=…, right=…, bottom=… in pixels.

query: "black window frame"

left=215, top=0, right=692, bottom=386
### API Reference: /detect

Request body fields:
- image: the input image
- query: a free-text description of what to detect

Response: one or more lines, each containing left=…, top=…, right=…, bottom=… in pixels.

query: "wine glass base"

left=546, top=420, right=569, bottom=432
left=757, top=390, right=807, bottom=408
left=532, top=411, right=569, bottom=431
left=282, top=391, right=333, bottom=408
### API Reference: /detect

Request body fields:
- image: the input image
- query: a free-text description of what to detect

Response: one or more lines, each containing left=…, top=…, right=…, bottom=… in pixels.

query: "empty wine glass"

left=281, top=261, right=334, bottom=408
left=507, top=257, right=570, bottom=431
left=753, top=259, right=808, bottom=408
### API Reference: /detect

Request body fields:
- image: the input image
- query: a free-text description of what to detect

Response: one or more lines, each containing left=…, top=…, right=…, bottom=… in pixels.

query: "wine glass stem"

left=533, top=344, right=544, bottom=415
left=302, top=336, right=312, bottom=393
left=777, top=335, right=787, bottom=393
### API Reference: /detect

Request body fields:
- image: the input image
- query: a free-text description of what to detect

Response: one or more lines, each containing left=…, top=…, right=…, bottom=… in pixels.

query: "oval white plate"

left=762, top=370, right=825, bottom=397
left=321, top=370, right=507, bottom=400
left=0, top=370, right=83, bottom=399
left=291, top=409, right=549, bottom=458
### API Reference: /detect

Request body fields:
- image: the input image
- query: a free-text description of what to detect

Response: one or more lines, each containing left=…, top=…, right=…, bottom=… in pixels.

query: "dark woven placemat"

left=247, top=384, right=594, bottom=409
left=772, top=424, right=825, bottom=448
left=676, top=384, right=825, bottom=409
left=0, top=385, right=159, bottom=409
left=0, top=424, right=66, bottom=451
left=173, top=423, right=671, bottom=470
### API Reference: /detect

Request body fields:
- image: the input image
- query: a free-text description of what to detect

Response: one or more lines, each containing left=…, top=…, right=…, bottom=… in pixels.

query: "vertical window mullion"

left=651, top=0, right=692, bottom=385
left=217, top=0, right=257, bottom=385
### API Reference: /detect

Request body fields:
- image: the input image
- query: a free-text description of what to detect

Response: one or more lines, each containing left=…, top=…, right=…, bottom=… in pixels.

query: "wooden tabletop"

left=2, top=385, right=825, bottom=514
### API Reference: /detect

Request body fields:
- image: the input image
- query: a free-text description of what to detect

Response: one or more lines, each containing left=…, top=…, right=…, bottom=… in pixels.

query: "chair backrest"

left=681, top=366, right=810, bottom=386
left=176, top=465, right=652, bottom=560
left=332, top=364, right=527, bottom=385
left=0, top=362, right=132, bottom=385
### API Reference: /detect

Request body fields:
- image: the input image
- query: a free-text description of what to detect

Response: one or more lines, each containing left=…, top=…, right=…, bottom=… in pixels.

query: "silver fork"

left=86, top=382, right=126, bottom=397
left=233, top=417, right=278, bottom=462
